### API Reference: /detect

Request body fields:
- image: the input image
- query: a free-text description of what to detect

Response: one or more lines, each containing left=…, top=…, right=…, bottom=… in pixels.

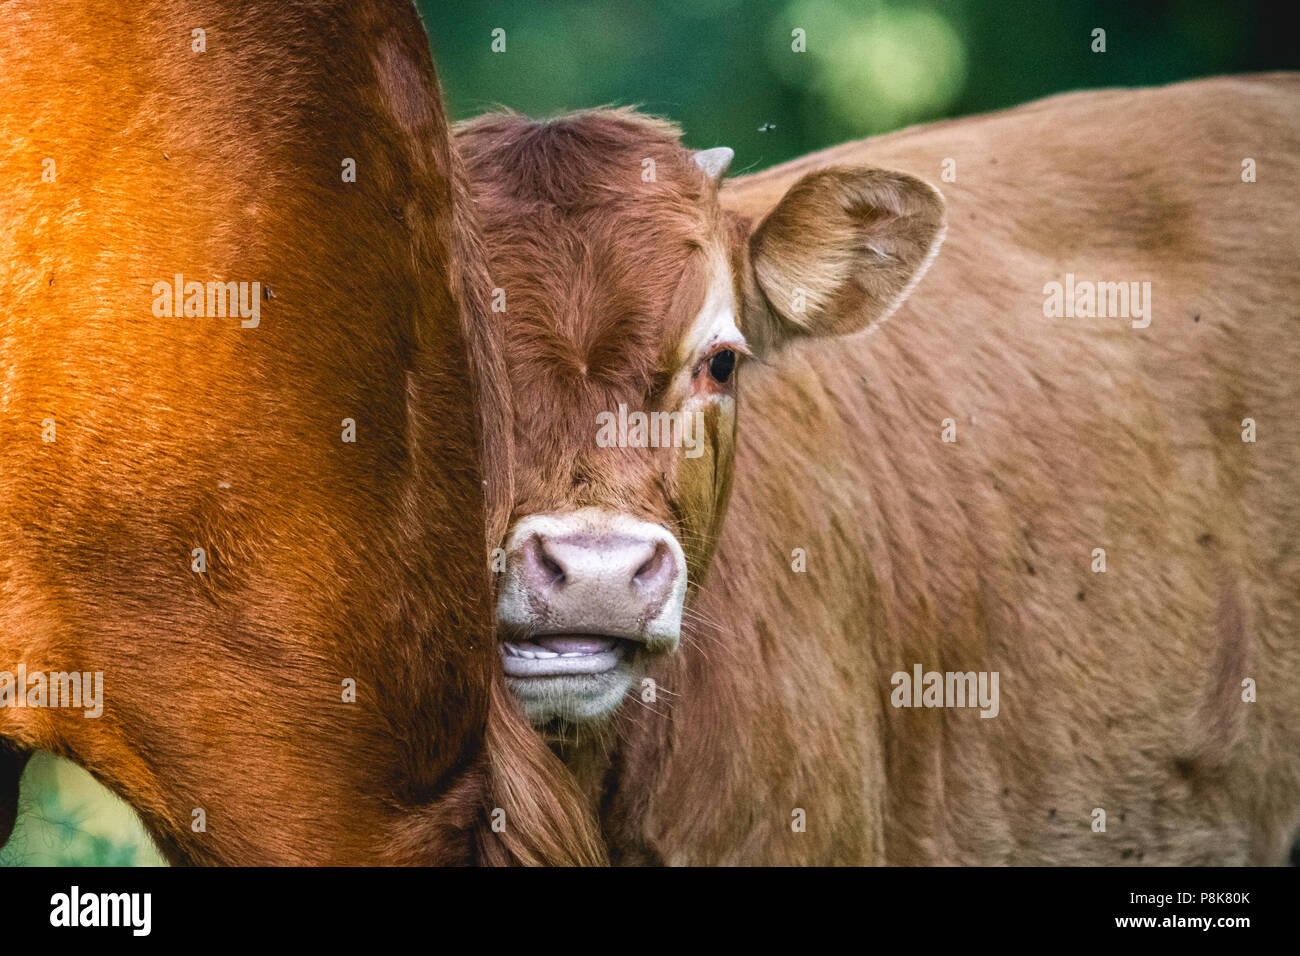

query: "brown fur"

left=464, top=76, right=1300, bottom=863
left=0, top=0, right=603, bottom=865
left=457, top=109, right=739, bottom=589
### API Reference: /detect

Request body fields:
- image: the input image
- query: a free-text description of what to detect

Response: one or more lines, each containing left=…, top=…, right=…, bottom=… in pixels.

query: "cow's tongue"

left=532, top=636, right=617, bottom=655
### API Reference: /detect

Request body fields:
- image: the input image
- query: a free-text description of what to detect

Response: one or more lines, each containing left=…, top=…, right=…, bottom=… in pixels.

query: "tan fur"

left=610, top=74, right=1300, bottom=864
left=470, top=75, right=1300, bottom=864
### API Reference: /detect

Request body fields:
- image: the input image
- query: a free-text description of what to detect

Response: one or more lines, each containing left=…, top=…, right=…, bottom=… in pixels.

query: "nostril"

left=540, top=551, right=566, bottom=584
left=526, top=535, right=567, bottom=587
left=633, top=542, right=670, bottom=587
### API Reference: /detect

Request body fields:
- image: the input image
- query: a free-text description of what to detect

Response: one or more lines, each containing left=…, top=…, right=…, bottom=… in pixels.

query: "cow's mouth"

left=499, top=635, right=632, bottom=677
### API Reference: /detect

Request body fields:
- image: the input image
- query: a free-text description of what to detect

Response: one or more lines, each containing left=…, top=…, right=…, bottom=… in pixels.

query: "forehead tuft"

left=456, top=109, right=733, bottom=377
left=456, top=108, right=711, bottom=210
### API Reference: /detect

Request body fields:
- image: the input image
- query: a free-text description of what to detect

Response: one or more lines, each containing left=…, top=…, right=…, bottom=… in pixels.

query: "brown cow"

left=459, top=74, right=1300, bottom=863
left=0, top=0, right=602, bottom=865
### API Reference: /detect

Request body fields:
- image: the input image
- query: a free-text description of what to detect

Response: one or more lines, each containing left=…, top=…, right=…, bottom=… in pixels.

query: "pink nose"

left=497, top=512, right=688, bottom=652
left=512, top=529, right=680, bottom=642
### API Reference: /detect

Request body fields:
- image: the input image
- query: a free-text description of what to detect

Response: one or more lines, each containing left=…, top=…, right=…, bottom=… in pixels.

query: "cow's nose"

left=497, top=510, right=687, bottom=651
left=521, top=532, right=675, bottom=607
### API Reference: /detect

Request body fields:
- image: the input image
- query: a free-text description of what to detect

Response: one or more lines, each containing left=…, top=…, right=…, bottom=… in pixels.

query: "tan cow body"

left=467, top=75, right=1300, bottom=864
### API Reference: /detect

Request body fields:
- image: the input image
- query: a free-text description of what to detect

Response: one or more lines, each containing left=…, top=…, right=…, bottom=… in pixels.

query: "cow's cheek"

left=675, top=397, right=737, bottom=586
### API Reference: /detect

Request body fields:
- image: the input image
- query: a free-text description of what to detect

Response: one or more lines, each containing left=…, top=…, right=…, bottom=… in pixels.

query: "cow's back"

left=614, top=75, right=1300, bottom=864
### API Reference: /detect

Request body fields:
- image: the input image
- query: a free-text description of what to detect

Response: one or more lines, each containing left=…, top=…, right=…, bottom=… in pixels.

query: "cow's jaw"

left=496, top=509, right=687, bottom=724
left=500, top=649, right=641, bottom=724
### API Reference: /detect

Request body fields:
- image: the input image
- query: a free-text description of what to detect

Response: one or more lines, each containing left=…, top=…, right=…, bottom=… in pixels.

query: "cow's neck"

left=588, top=329, right=1006, bottom=863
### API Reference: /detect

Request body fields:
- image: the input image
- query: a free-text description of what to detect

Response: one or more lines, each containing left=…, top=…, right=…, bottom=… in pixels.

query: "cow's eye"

left=708, top=349, right=736, bottom=383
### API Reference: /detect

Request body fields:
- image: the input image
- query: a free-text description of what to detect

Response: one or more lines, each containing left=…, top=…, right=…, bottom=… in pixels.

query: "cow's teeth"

left=503, top=642, right=544, bottom=658
left=501, top=641, right=606, bottom=661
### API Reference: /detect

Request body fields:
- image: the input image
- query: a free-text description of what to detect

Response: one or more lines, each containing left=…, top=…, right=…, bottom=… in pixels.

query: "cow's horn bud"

left=693, top=147, right=734, bottom=183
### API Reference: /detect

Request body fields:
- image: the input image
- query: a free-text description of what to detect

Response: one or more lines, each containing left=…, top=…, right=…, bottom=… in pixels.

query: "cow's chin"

left=500, top=635, right=651, bottom=724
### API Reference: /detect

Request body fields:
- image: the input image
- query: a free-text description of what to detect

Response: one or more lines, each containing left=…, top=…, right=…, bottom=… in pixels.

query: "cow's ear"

left=745, top=167, right=945, bottom=351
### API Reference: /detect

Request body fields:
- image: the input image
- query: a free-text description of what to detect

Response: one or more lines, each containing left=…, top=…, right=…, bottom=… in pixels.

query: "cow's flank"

left=0, top=0, right=601, bottom=865
left=462, top=75, right=1300, bottom=863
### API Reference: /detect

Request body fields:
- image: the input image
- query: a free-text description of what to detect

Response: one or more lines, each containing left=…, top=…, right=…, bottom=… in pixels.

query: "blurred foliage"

left=1, top=753, right=164, bottom=867
left=6, top=0, right=1292, bottom=868
left=424, top=0, right=1293, bottom=171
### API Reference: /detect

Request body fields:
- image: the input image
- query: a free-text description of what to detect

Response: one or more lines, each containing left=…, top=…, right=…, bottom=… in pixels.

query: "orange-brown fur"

left=0, top=0, right=603, bottom=865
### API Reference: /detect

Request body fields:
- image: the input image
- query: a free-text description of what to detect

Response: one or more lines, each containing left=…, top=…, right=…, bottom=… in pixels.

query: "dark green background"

left=423, top=0, right=1293, bottom=173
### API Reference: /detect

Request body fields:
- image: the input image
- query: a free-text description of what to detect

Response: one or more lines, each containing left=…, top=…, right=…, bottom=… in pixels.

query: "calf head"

left=457, top=110, right=945, bottom=727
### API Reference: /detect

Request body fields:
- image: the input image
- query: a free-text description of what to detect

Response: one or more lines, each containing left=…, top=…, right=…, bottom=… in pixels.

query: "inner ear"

left=746, top=166, right=946, bottom=350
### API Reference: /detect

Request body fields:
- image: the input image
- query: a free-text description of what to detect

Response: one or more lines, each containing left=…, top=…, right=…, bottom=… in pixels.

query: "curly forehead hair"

left=455, top=107, right=713, bottom=211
